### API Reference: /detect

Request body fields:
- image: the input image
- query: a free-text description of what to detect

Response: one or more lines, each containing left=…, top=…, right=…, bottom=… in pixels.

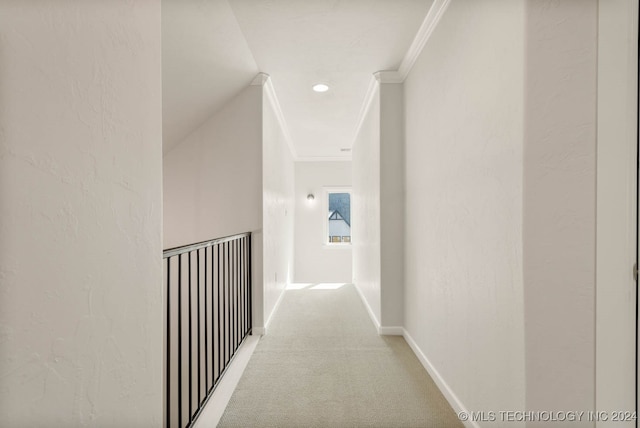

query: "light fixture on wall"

left=307, top=193, right=315, bottom=201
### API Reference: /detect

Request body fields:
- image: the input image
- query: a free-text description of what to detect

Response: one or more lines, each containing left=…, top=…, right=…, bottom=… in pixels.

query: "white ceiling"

left=162, top=0, right=433, bottom=159
left=162, top=0, right=259, bottom=153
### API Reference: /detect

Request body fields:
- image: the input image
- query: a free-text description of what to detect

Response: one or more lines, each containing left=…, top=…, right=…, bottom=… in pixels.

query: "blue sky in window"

left=329, top=193, right=350, bottom=226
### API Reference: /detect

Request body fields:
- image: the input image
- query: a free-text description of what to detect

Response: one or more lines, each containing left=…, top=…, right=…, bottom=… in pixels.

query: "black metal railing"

left=163, top=232, right=252, bottom=428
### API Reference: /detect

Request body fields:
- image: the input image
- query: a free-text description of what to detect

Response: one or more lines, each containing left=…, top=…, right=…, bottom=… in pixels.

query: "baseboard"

left=260, top=284, right=288, bottom=336
left=353, top=283, right=381, bottom=330
left=192, top=335, right=260, bottom=428
left=379, top=326, right=404, bottom=335
left=251, top=327, right=265, bottom=336
left=402, top=329, right=478, bottom=428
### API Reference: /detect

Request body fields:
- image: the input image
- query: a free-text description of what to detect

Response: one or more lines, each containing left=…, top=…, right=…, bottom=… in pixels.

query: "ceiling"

left=162, top=0, right=259, bottom=153
left=162, top=0, right=434, bottom=159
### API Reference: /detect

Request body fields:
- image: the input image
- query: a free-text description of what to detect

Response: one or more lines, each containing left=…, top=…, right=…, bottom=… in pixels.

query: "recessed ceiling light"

left=312, top=83, right=329, bottom=93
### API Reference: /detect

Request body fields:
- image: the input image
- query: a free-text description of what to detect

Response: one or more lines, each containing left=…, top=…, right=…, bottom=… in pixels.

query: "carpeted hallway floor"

left=217, top=283, right=463, bottom=428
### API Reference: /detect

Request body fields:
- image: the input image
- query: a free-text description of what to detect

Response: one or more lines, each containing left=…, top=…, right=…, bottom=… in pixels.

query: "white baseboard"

left=193, top=335, right=260, bottom=428
left=256, top=285, right=287, bottom=336
left=353, top=283, right=381, bottom=330
left=402, top=329, right=478, bottom=428
left=251, top=327, right=265, bottom=336
left=379, top=326, right=404, bottom=335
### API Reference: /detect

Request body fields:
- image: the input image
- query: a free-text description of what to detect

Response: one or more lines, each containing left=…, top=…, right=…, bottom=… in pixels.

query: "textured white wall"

left=0, top=1, right=163, bottom=426
left=404, top=0, right=525, bottom=419
left=352, top=87, right=382, bottom=325
left=294, top=162, right=353, bottom=284
left=163, top=85, right=263, bottom=249
left=379, top=83, right=405, bottom=329
left=524, top=0, right=597, bottom=421
left=163, top=84, right=265, bottom=327
left=352, top=82, right=405, bottom=331
left=262, top=84, right=295, bottom=328
left=596, top=0, right=638, bottom=420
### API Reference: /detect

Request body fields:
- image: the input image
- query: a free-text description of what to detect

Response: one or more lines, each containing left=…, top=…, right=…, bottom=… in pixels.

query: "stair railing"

left=163, top=232, right=252, bottom=428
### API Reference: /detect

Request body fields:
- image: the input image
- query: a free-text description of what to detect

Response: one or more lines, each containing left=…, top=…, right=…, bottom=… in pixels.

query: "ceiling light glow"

left=312, top=83, right=329, bottom=93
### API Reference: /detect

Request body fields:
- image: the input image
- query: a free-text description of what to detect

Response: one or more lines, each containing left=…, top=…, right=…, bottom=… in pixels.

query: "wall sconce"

left=307, top=193, right=315, bottom=201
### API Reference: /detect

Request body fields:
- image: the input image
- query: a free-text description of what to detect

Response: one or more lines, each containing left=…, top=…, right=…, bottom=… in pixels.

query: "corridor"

left=216, top=284, right=462, bottom=428
left=1, top=1, right=637, bottom=426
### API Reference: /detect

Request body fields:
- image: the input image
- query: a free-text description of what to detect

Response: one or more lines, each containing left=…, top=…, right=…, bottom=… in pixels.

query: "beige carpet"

left=217, top=284, right=463, bottom=428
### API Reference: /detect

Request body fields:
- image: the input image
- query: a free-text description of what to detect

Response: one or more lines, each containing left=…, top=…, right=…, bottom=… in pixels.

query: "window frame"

left=323, top=186, right=352, bottom=248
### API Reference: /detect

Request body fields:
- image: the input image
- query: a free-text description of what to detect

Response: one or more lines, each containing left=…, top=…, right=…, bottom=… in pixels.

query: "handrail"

left=164, top=231, right=252, bottom=428
left=163, top=232, right=252, bottom=259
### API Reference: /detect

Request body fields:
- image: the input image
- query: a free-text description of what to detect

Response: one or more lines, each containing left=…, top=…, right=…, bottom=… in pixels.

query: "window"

left=326, top=191, right=351, bottom=245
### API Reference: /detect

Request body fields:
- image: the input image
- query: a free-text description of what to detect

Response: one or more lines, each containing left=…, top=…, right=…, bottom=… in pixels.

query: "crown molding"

left=374, top=71, right=404, bottom=84
left=351, top=74, right=380, bottom=147
left=397, top=0, right=452, bottom=79
left=351, top=0, right=450, bottom=148
left=250, top=72, right=270, bottom=86
left=252, top=73, right=299, bottom=160
left=254, top=2, right=452, bottom=161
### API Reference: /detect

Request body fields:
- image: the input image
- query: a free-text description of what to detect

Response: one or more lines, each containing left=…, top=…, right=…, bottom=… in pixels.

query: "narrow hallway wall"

left=379, top=83, right=405, bottom=330
left=163, top=85, right=263, bottom=249
left=352, top=88, right=382, bottom=325
left=294, top=162, right=352, bottom=284
left=0, top=2, right=163, bottom=425
left=163, top=84, right=265, bottom=327
left=523, top=0, right=598, bottom=418
left=351, top=80, right=405, bottom=333
left=403, top=0, right=526, bottom=418
left=163, top=77, right=295, bottom=333
left=595, top=0, right=638, bottom=415
left=262, top=81, right=295, bottom=330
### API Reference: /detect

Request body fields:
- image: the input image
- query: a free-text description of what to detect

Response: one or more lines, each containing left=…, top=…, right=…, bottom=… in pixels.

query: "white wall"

left=403, top=0, right=525, bottom=419
left=351, top=80, right=406, bottom=332
left=379, top=83, right=405, bottom=329
left=163, top=85, right=264, bottom=328
left=294, top=162, right=353, bottom=283
left=596, top=0, right=638, bottom=421
left=524, top=0, right=598, bottom=420
left=163, top=84, right=265, bottom=328
left=163, top=85, right=263, bottom=249
left=262, top=82, right=295, bottom=330
left=0, top=2, right=163, bottom=426
left=352, top=87, right=382, bottom=325
left=163, top=77, right=296, bottom=333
